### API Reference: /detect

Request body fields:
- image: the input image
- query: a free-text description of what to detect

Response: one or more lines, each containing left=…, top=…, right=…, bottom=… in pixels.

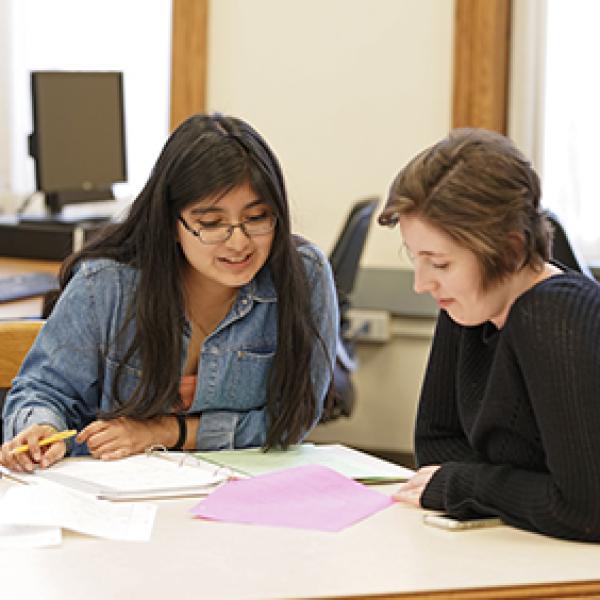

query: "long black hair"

left=60, top=113, right=328, bottom=448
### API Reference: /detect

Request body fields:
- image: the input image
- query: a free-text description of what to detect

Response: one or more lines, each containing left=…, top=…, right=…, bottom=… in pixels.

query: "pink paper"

left=190, top=464, right=393, bottom=532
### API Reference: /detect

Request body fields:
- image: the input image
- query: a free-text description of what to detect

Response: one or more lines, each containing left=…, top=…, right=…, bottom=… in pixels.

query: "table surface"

left=1, top=469, right=600, bottom=599
left=0, top=257, right=60, bottom=318
left=2, top=259, right=600, bottom=598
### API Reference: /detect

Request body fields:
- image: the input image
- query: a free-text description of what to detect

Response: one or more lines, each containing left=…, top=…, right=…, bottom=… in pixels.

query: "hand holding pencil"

left=10, top=429, right=77, bottom=455
left=0, top=423, right=73, bottom=473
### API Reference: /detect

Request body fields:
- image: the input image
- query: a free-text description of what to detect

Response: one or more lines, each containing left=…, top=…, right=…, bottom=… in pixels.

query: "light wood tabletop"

left=1, top=462, right=600, bottom=599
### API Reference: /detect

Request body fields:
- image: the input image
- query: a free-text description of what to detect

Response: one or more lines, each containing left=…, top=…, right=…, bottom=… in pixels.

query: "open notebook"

left=4, top=444, right=412, bottom=502
left=9, top=452, right=230, bottom=501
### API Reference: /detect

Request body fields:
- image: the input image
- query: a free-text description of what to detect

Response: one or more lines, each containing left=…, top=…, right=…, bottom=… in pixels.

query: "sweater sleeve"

left=422, top=277, right=600, bottom=541
left=415, top=311, right=482, bottom=465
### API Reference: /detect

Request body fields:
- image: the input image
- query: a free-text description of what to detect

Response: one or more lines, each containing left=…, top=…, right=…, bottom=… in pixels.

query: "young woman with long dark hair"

left=1, top=114, right=338, bottom=470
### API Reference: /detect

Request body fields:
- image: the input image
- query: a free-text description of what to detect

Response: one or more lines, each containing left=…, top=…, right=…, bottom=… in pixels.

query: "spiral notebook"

left=14, top=451, right=231, bottom=501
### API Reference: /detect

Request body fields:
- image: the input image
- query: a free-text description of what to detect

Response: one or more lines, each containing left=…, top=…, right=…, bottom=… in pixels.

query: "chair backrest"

left=0, top=320, right=44, bottom=389
left=322, top=197, right=379, bottom=422
left=546, top=211, right=594, bottom=279
left=329, top=196, right=379, bottom=302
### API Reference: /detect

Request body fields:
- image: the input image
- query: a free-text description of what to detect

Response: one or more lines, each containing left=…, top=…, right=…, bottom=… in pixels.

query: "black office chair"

left=329, top=196, right=380, bottom=316
left=322, top=196, right=379, bottom=422
left=546, top=210, right=594, bottom=279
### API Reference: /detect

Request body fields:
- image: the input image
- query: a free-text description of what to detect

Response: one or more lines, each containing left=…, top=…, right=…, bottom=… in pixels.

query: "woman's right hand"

left=0, top=424, right=66, bottom=472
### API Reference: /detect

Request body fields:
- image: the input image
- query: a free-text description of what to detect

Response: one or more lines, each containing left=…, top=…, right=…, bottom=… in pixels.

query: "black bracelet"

left=169, top=414, right=187, bottom=451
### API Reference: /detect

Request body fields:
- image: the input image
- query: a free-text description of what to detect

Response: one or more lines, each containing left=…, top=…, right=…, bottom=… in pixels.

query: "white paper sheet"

left=0, top=481, right=156, bottom=541
left=0, top=524, right=62, bottom=548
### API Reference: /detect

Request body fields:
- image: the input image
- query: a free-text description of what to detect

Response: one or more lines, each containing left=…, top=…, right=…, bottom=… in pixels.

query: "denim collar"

left=244, top=263, right=277, bottom=303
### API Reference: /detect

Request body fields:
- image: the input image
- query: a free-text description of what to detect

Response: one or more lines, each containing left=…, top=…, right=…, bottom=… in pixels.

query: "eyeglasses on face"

left=178, top=212, right=277, bottom=244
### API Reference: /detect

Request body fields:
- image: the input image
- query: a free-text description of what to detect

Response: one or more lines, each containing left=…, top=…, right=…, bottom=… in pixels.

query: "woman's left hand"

left=77, top=417, right=155, bottom=460
left=393, top=465, right=441, bottom=507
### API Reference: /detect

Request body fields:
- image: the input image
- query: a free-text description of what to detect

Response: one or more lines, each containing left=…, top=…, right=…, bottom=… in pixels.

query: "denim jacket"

left=3, top=242, right=338, bottom=453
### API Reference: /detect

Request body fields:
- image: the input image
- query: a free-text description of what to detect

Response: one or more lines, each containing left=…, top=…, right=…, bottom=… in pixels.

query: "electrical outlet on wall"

left=345, top=308, right=391, bottom=343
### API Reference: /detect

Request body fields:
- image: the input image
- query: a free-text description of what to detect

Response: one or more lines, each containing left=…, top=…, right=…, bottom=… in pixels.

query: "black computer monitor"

left=28, top=70, right=127, bottom=216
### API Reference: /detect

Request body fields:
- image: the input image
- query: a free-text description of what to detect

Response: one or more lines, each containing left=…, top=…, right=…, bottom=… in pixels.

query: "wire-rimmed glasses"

left=178, top=213, right=277, bottom=244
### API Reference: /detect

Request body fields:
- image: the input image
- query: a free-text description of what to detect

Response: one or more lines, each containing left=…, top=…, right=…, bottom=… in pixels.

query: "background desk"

left=1, top=476, right=600, bottom=599
left=0, top=257, right=60, bottom=318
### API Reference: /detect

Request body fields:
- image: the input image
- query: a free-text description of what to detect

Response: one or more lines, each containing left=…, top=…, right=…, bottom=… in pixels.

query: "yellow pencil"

left=10, top=429, right=78, bottom=455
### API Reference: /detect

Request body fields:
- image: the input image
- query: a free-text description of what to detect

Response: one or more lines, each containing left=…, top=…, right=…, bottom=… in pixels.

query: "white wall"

left=508, top=0, right=547, bottom=172
left=0, top=0, right=171, bottom=209
left=206, top=0, right=452, bottom=453
left=0, top=0, right=15, bottom=205
left=206, top=0, right=454, bottom=268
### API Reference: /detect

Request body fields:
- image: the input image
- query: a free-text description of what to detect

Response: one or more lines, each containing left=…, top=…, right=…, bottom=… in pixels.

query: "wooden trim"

left=170, top=1, right=511, bottom=134
left=453, top=0, right=512, bottom=133
left=335, top=579, right=600, bottom=599
left=170, top=0, right=209, bottom=132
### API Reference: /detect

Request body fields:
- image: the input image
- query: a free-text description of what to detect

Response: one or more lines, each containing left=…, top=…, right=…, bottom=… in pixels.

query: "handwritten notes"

left=191, top=465, right=393, bottom=532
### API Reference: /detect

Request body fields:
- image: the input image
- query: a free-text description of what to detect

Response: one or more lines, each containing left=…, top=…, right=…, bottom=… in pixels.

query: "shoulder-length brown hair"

left=379, top=128, right=552, bottom=289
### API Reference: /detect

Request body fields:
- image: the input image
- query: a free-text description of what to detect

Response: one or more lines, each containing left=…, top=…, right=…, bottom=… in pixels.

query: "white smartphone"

left=423, top=513, right=503, bottom=531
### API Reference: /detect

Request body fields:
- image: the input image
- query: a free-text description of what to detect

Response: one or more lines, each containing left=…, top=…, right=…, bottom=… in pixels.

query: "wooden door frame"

left=170, top=0, right=209, bottom=132
left=453, top=0, right=512, bottom=133
left=169, top=0, right=512, bottom=134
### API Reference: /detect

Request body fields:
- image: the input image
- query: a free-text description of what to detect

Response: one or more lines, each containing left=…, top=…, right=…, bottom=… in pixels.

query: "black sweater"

left=418, top=271, right=600, bottom=541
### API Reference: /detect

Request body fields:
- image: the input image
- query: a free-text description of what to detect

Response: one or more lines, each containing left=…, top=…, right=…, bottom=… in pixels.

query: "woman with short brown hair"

left=382, top=128, right=600, bottom=542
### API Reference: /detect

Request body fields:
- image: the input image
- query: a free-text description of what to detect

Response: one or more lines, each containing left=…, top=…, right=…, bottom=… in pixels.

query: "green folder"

left=195, top=443, right=414, bottom=483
